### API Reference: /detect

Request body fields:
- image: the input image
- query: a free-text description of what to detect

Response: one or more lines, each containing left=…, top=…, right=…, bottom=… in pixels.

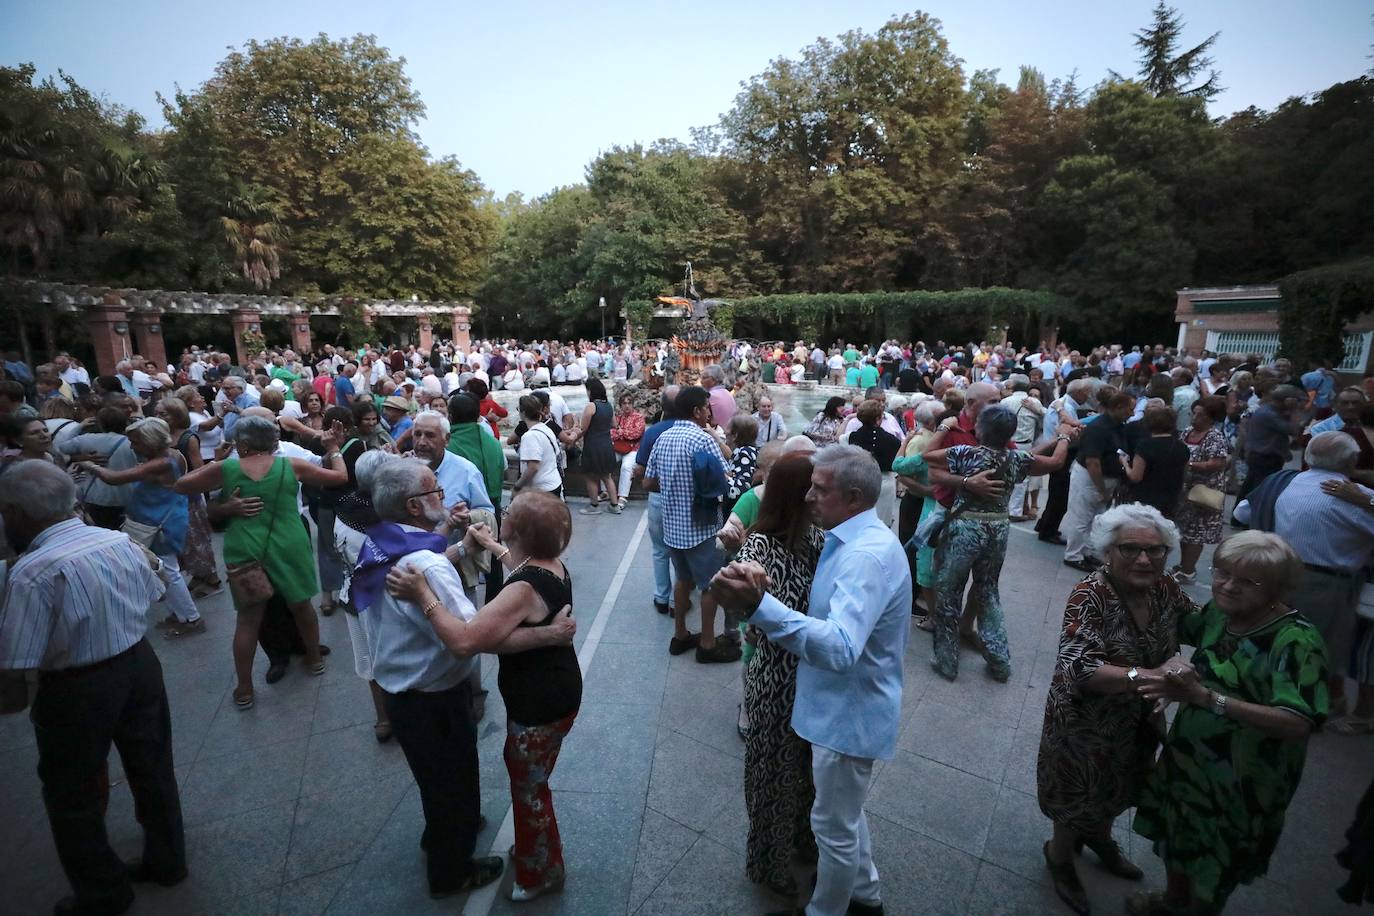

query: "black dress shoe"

left=1038, top=533, right=1067, bottom=545
left=429, top=855, right=504, bottom=898
left=264, top=661, right=288, bottom=684
left=52, top=888, right=135, bottom=916
left=849, top=899, right=885, bottom=915
left=126, top=859, right=188, bottom=886
left=653, top=600, right=671, bottom=615
left=1063, top=558, right=1095, bottom=573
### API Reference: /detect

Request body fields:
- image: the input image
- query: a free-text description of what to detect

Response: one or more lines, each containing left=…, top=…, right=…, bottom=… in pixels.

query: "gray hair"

left=412, top=409, right=450, bottom=437
left=812, top=443, right=881, bottom=507
left=700, top=364, right=723, bottom=385
left=914, top=399, right=943, bottom=431
left=354, top=448, right=397, bottom=496
left=371, top=458, right=431, bottom=522
left=1006, top=373, right=1030, bottom=392
left=1306, top=430, right=1360, bottom=472
left=126, top=417, right=172, bottom=451
left=222, top=377, right=245, bottom=391
left=782, top=434, right=817, bottom=455
left=975, top=405, right=1018, bottom=447
left=233, top=415, right=280, bottom=454
left=1087, top=503, right=1180, bottom=558
left=0, top=459, right=77, bottom=520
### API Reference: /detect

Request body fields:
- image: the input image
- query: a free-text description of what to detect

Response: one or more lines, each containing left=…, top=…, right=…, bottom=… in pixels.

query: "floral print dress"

left=1174, top=425, right=1231, bottom=545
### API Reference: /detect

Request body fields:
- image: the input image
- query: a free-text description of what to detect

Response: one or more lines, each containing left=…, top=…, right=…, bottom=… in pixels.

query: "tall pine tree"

left=1134, top=2, right=1222, bottom=100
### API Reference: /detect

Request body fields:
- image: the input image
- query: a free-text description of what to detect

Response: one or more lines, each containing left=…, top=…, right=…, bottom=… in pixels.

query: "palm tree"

left=221, top=185, right=287, bottom=290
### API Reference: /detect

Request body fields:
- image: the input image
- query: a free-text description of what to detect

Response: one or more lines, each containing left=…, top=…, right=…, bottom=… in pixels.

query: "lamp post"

left=599, top=296, right=607, bottom=341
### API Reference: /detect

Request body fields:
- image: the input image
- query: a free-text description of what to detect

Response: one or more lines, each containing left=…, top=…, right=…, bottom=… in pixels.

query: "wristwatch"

left=1127, top=666, right=1140, bottom=683
left=1211, top=690, right=1228, bottom=717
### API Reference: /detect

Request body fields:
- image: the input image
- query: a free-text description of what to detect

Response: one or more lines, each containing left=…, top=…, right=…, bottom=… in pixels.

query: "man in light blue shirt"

left=409, top=411, right=495, bottom=516
left=712, top=444, right=911, bottom=916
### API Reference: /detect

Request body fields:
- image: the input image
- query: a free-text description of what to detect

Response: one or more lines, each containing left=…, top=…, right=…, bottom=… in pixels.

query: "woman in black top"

left=849, top=398, right=900, bottom=471
left=1119, top=405, right=1189, bottom=518
left=385, top=490, right=579, bottom=903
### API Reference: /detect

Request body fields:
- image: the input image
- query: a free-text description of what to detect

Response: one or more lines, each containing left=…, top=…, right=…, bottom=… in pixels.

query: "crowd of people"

left=1, top=330, right=1371, bottom=915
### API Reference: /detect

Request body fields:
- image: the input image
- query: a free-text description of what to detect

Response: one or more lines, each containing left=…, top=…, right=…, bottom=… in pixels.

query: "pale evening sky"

left=3, top=0, right=1370, bottom=199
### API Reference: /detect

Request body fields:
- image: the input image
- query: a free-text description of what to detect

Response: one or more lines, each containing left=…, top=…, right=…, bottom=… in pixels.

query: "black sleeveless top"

left=497, top=564, right=582, bottom=726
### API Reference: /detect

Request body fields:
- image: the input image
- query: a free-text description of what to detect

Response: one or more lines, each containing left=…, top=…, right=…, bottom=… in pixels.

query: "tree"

left=1134, top=2, right=1222, bottom=100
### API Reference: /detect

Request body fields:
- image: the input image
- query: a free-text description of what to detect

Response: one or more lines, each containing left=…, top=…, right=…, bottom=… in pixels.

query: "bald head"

left=964, top=382, right=1001, bottom=419
left=241, top=406, right=276, bottom=420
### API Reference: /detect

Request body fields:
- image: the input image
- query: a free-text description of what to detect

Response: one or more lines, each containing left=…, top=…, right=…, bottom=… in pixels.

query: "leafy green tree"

left=1134, top=1, right=1222, bottom=100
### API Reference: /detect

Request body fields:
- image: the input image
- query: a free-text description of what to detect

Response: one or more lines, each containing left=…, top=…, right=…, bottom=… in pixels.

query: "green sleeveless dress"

left=219, top=457, right=318, bottom=603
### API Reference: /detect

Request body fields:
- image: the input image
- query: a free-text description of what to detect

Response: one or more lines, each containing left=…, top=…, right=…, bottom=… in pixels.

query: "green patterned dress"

left=1133, top=603, right=1329, bottom=909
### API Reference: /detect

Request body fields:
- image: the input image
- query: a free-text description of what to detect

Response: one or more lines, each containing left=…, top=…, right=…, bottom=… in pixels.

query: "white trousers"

left=1061, top=462, right=1116, bottom=561
left=808, top=746, right=881, bottom=915
left=618, top=451, right=637, bottom=502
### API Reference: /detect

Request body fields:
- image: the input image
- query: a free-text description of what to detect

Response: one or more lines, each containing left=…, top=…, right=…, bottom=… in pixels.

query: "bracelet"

left=324, top=451, right=341, bottom=460
left=1210, top=689, right=1228, bottom=717
left=960, top=476, right=970, bottom=490
left=496, top=547, right=511, bottom=562
left=421, top=598, right=443, bottom=619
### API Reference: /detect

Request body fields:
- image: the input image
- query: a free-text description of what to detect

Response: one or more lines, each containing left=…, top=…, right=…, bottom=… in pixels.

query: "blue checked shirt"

left=645, top=420, right=728, bottom=550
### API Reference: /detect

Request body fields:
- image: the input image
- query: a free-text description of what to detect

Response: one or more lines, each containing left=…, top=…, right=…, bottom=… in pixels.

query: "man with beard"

left=0, top=461, right=187, bottom=915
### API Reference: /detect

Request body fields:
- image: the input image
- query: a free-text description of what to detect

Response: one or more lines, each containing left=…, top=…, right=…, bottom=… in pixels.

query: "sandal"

left=914, top=616, right=935, bottom=632
left=737, top=703, right=751, bottom=741
left=1330, top=715, right=1374, bottom=736
left=233, top=687, right=254, bottom=710
left=308, top=657, right=326, bottom=676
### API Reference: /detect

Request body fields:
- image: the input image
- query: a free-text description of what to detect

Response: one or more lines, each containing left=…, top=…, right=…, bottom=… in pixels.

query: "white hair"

left=354, top=448, right=398, bottom=496
left=232, top=415, right=280, bottom=453
left=412, top=409, right=450, bottom=437
left=1087, top=503, right=1180, bottom=558
left=1306, top=430, right=1360, bottom=472
left=812, top=443, right=881, bottom=507
left=126, top=417, right=172, bottom=451
left=370, top=458, right=431, bottom=521
left=782, top=434, right=817, bottom=455
left=0, top=459, right=77, bottom=520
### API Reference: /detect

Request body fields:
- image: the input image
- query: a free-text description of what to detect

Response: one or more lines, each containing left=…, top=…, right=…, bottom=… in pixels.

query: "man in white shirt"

left=54, top=353, right=91, bottom=389
left=565, top=359, right=587, bottom=384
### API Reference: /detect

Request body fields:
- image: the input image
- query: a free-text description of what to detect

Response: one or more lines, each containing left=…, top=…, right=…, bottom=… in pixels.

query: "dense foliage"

left=1277, top=259, right=1374, bottom=372
left=3, top=7, right=1372, bottom=349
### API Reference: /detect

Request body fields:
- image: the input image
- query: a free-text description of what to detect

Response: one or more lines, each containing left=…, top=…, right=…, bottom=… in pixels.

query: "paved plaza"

left=1, top=503, right=1368, bottom=916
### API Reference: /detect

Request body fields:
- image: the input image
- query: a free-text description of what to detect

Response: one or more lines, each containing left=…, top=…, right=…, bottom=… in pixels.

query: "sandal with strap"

left=233, top=687, right=254, bottom=710
left=308, top=657, right=326, bottom=676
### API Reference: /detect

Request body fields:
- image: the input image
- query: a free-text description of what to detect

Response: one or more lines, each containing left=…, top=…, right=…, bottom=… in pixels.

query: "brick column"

left=417, top=315, right=434, bottom=353
left=231, top=308, right=263, bottom=368
left=130, top=310, right=168, bottom=374
left=87, top=293, right=132, bottom=376
left=452, top=306, right=472, bottom=353
left=290, top=310, right=312, bottom=355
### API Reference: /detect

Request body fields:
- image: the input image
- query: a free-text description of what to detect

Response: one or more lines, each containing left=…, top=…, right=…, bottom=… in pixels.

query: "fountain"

left=659, top=262, right=728, bottom=387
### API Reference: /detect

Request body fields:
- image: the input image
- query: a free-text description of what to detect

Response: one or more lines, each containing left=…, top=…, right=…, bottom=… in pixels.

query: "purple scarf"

left=351, top=521, right=449, bottom=613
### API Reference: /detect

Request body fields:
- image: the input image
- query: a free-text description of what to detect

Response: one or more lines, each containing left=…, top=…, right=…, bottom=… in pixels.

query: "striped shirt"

left=0, top=518, right=163, bottom=671
left=1235, top=469, right=1374, bottom=573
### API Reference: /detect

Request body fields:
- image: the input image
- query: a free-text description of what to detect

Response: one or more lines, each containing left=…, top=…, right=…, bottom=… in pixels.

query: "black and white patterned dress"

left=738, top=526, right=825, bottom=895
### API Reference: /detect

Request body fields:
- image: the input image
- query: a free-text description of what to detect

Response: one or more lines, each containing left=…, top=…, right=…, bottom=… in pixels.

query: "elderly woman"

left=803, top=397, right=846, bottom=446
left=923, top=405, right=1073, bottom=680
left=76, top=418, right=204, bottom=637
left=155, top=396, right=221, bottom=597
left=175, top=415, right=347, bottom=709
left=893, top=399, right=943, bottom=622
left=1171, top=396, right=1232, bottom=583
left=334, top=448, right=400, bottom=742
left=0, top=414, right=55, bottom=472
left=610, top=391, right=645, bottom=510
left=1119, top=405, right=1189, bottom=519
left=1037, top=504, right=1194, bottom=916
left=848, top=399, right=900, bottom=472
left=724, top=413, right=761, bottom=515
left=1130, top=532, right=1328, bottom=916
left=386, top=490, right=580, bottom=903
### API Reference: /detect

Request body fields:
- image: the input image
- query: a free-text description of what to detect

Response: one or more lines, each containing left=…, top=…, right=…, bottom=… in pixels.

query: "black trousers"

left=383, top=679, right=481, bottom=893
left=85, top=504, right=125, bottom=531
left=259, top=514, right=314, bottom=664
left=32, top=639, right=185, bottom=908
left=898, top=492, right=924, bottom=604
left=1035, top=466, right=1072, bottom=538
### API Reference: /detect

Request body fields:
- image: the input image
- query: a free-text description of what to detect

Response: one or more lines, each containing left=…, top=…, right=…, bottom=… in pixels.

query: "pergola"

left=2, top=279, right=474, bottom=375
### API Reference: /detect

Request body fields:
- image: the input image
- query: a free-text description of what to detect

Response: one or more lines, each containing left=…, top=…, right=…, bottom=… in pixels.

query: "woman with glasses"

left=1128, top=531, right=1327, bottom=915
left=1037, top=503, right=1195, bottom=916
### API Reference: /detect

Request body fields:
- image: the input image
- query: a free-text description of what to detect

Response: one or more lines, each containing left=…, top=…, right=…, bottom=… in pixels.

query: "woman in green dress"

left=176, top=415, right=348, bottom=709
left=1130, top=531, right=1329, bottom=915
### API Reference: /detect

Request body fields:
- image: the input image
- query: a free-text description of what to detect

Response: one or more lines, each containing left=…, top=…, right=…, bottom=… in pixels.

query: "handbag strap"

left=240, top=457, right=289, bottom=563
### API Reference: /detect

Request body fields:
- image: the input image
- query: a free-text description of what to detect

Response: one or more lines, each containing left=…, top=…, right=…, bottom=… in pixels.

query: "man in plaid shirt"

left=644, top=386, right=742, bottom=663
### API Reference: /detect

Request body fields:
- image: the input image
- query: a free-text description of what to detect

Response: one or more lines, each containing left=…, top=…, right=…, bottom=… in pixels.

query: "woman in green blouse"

left=1130, top=531, right=1329, bottom=915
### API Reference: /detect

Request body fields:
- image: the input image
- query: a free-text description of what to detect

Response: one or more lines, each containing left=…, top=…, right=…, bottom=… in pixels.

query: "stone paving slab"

left=0, top=509, right=1368, bottom=916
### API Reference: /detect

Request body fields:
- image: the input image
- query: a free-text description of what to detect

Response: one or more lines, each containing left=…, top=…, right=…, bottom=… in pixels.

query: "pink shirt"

left=708, top=385, right=737, bottom=429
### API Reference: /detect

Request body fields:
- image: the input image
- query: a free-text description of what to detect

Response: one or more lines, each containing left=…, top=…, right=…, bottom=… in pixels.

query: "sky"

left=4, top=0, right=1370, bottom=199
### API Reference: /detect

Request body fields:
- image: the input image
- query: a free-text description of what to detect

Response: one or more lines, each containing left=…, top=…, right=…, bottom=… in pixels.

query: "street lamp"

left=599, top=296, right=607, bottom=341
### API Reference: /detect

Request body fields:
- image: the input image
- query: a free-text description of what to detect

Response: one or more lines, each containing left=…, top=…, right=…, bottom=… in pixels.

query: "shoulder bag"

left=225, top=458, right=287, bottom=607
left=120, top=452, right=185, bottom=548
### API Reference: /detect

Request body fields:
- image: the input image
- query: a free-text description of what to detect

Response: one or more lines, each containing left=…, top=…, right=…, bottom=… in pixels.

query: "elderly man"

left=712, top=445, right=911, bottom=916
left=700, top=364, right=737, bottom=429
left=409, top=411, right=494, bottom=518
left=216, top=375, right=260, bottom=439
left=1035, top=378, right=1097, bottom=545
left=0, top=462, right=187, bottom=915
left=1234, top=383, right=1305, bottom=522
left=644, top=386, right=740, bottom=663
left=1062, top=392, right=1135, bottom=571
left=754, top=396, right=787, bottom=446
left=840, top=387, right=903, bottom=440
left=1236, top=431, right=1374, bottom=729
left=357, top=460, right=508, bottom=897
left=1002, top=374, right=1046, bottom=521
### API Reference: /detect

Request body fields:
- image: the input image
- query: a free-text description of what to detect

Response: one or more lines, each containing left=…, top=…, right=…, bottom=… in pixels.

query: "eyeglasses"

left=1113, top=543, right=1169, bottom=560
left=407, top=487, right=445, bottom=502
left=1211, top=566, right=1266, bottom=590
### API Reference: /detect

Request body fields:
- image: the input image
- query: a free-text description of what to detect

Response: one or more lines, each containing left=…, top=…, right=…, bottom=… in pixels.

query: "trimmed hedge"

left=627, top=287, right=1072, bottom=341
left=1277, top=258, right=1374, bottom=371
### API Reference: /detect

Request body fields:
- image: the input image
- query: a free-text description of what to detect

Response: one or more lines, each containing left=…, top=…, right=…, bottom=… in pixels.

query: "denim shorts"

left=668, top=539, right=725, bottom=588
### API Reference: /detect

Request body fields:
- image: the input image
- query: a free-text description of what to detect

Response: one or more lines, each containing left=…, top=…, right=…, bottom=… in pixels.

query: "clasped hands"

left=708, top=561, right=773, bottom=614
left=1132, top=654, right=1208, bottom=709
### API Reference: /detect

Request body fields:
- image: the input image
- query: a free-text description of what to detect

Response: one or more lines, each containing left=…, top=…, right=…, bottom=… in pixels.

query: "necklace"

left=509, top=555, right=532, bottom=577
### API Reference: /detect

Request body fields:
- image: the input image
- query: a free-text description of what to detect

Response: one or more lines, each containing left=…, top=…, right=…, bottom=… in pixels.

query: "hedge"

left=1278, top=258, right=1374, bottom=371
